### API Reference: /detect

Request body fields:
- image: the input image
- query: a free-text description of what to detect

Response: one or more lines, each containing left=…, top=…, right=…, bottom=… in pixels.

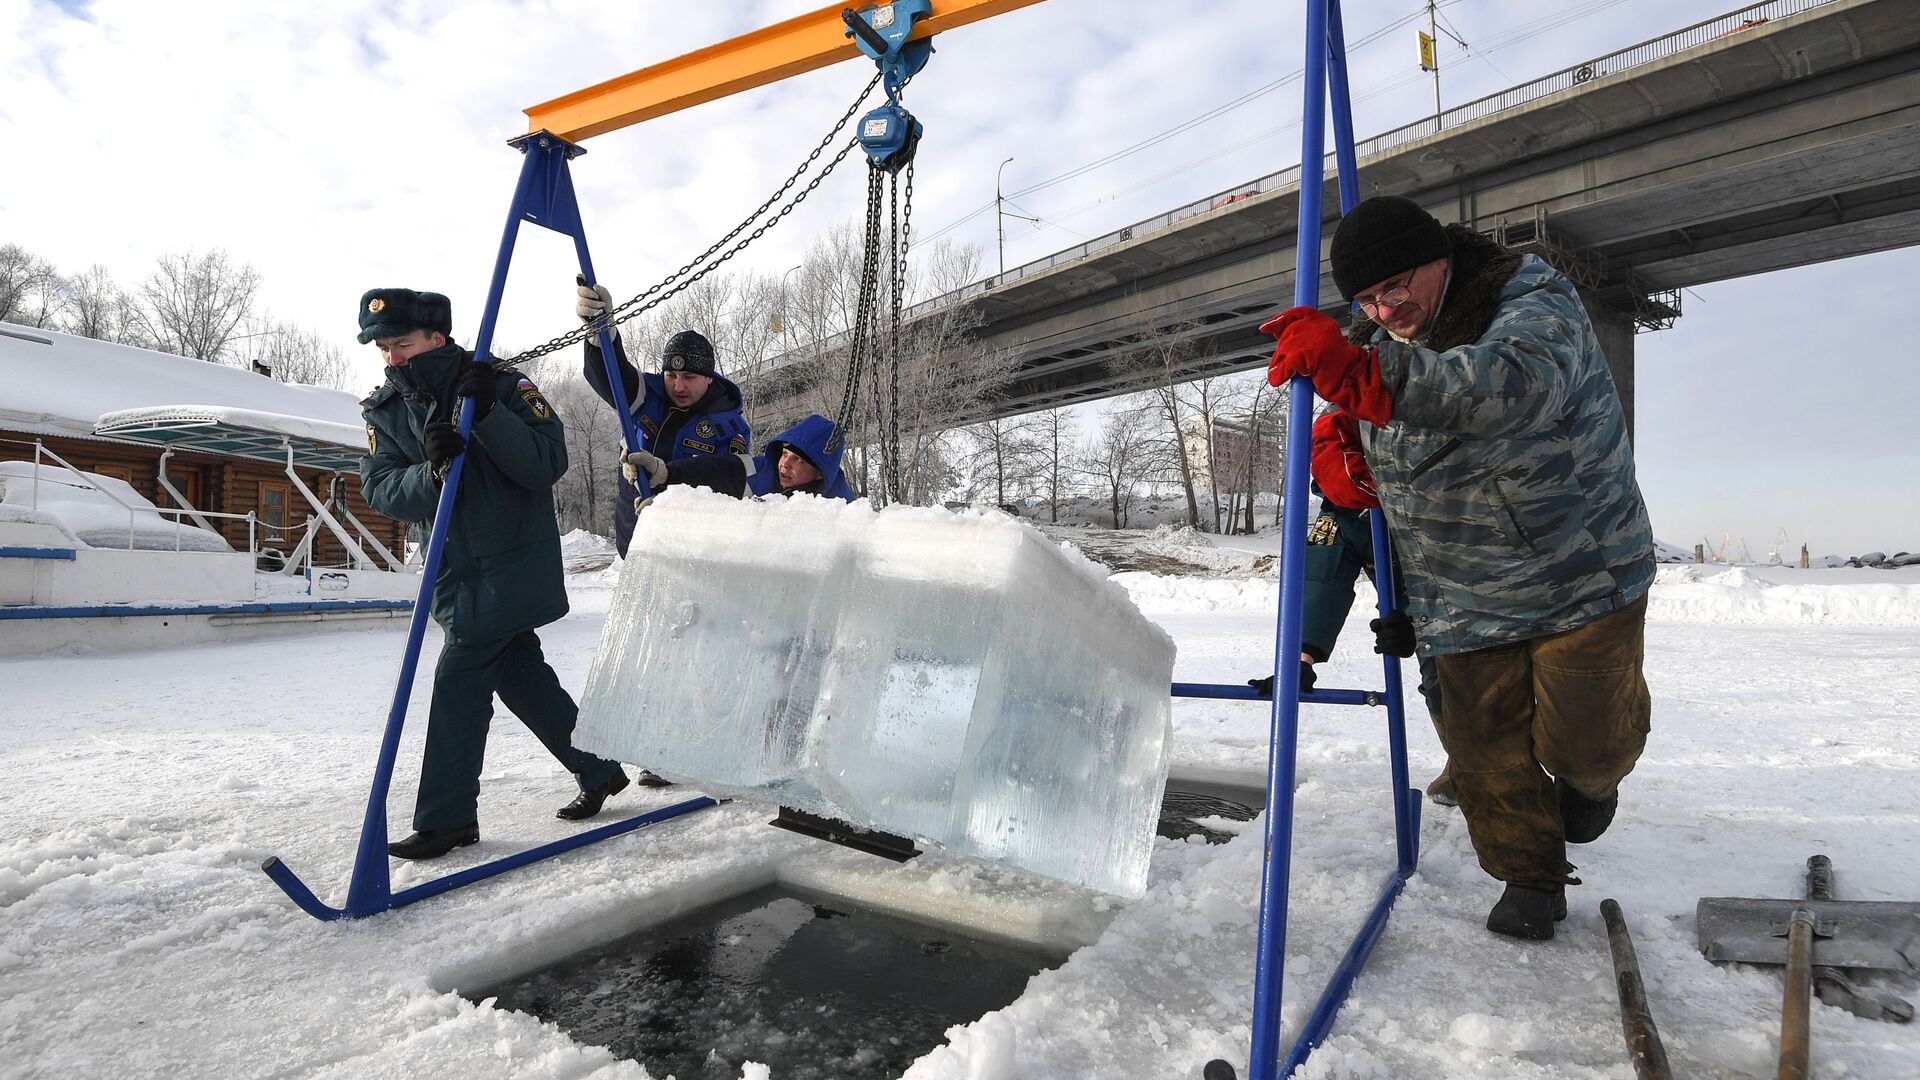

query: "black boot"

left=388, top=823, right=479, bottom=861
left=1486, top=884, right=1568, bottom=941
left=557, top=769, right=630, bottom=821
left=634, top=768, right=676, bottom=789
left=1557, top=778, right=1618, bottom=844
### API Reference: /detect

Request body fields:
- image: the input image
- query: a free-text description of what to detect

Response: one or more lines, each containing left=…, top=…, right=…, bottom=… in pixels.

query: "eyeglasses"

left=1354, top=264, right=1426, bottom=318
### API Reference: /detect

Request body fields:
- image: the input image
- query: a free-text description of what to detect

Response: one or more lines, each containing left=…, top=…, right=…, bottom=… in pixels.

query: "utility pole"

left=996, top=155, right=1015, bottom=279
left=1421, top=0, right=1442, bottom=126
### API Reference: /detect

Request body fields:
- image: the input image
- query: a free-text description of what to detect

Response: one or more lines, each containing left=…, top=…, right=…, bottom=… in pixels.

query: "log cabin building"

left=0, top=321, right=403, bottom=567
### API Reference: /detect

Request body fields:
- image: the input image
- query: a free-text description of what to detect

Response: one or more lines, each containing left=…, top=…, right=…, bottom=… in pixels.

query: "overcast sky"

left=5, top=0, right=1915, bottom=554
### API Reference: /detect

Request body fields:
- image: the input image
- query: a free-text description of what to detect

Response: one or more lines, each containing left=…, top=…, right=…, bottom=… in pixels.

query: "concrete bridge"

left=745, top=0, right=1920, bottom=429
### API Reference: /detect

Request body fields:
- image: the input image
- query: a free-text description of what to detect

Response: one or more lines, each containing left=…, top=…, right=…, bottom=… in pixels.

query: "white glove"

left=633, top=495, right=655, bottom=516
left=621, top=448, right=668, bottom=488
left=575, top=278, right=617, bottom=337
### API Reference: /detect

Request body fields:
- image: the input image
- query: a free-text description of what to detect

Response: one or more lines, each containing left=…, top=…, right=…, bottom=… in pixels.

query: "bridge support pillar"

left=1578, top=288, right=1636, bottom=442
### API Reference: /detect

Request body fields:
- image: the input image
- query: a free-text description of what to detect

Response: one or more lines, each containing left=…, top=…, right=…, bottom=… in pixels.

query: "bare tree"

left=1126, top=317, right=1208, bottom=529
left=545, top=371, right=624, bottom=538
left=1028, top=406, right=1076, bottom=523
left=132, top=249, right=262, bottom=362
left=1074, top=397, right=1165, bottom=528
left=60, top=264, right=141, bottom=344
left=236, top=320, right=355, bottom=389
left=0, top=244, right=64, bottom=328
left=958, top=413, right=1042, bottom=508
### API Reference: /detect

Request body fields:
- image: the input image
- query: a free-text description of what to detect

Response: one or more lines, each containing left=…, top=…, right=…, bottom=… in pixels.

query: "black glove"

left=456, top=361, right=496, bottom=422
left=423, top=422, right=466, bottom=476
left=1370, top=610, right=1417, bottom=658
left=1248, top=661, right=1316, bottom=698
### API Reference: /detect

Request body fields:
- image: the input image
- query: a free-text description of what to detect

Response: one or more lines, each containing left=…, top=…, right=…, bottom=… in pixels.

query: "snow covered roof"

left=0, top=322, right=369, bottom=455
left=94, top=406, right=368, bottom=472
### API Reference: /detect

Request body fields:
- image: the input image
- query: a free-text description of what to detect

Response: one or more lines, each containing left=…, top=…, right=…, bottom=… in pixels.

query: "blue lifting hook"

left=843, top=2, right=930, bottom=172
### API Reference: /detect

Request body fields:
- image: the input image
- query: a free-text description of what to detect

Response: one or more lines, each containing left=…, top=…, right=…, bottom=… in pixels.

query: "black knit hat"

left=661, top=329, right=716, bottom=377
left=356, top=288, right=452, bottom=344
left=1329, top=196, right=1451, bottom=301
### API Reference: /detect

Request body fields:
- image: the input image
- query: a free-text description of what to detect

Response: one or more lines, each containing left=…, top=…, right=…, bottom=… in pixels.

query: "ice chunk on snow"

left=574, top=488, right=1176, bottom=896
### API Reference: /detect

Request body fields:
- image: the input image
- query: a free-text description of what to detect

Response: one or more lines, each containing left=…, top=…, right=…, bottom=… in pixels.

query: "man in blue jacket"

left=574, top=281, right=750, bottom=557
left=358, top=288, right=630, bottom=860
left=622, top=413, right=855, bottom=504
left=1266, top=196, right=1655, bottom=941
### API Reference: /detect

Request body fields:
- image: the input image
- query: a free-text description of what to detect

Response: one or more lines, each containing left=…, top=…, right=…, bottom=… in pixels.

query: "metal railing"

left=16, top=440, right=259, bottom=555
left=757, top=0, right=1837, bottom=377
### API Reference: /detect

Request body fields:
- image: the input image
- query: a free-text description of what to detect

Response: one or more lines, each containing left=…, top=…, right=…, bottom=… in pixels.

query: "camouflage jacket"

left=1354, top=227, right=1655, bottom=655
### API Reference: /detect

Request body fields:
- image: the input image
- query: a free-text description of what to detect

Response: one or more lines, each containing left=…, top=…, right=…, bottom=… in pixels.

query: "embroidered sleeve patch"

left=514, top=377, right=552, bottom=419
left=365, top=424, right=378, bottom=455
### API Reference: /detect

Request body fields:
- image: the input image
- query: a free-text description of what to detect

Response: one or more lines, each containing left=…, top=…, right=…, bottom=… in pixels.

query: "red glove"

left=1310, top=411, right=1378, bottom=510
left=1262, top=306, right=1393, bottom=426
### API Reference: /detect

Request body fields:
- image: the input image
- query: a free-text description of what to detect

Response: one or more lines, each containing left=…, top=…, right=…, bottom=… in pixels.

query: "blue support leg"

left=1368, top=511, right=1420, bottom=876
left=1226, top=2, right=1422, bottom=1076
left=1245, top=0, right=1330, bottom=1073
left=261, top=132, right=700, bottom=921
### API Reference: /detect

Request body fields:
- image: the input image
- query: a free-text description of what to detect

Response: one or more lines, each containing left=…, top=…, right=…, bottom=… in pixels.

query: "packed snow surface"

left=2, top=554, right=1917, bottom=1078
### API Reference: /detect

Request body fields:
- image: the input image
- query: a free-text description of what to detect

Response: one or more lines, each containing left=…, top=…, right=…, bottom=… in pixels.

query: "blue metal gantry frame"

left=261, top=131, right=711, bottom=922
left=259, top=10, right=1415, bottom=1078
left=1171, top=2, right=1421, bottom=1077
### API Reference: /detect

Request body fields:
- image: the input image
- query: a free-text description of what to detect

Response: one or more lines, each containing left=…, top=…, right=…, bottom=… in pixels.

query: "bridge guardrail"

left=758, top=0, right=1838, bottom=378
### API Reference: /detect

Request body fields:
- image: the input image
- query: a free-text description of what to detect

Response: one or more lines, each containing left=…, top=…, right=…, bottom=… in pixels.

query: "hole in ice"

left=472, top=884, right=1060, bottom=1080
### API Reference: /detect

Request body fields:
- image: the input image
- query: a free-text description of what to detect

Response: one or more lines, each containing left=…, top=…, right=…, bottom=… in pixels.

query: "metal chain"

left=505, top=72, right=882, bottom=365
left=830, top=162, right=886, bottom=462
left=888, top=159, right=914, bottom=503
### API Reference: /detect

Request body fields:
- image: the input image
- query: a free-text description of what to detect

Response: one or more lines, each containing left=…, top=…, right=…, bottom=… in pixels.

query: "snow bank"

left=1651, top=563, right=1920, bottom=626
left=0, top=461, right=231, bottom=553
left=1117, top=563, right=1920, bottom=627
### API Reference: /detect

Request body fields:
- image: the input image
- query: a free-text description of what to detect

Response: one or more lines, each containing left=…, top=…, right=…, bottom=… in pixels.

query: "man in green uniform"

left=357, top=288, right=629, bottom=861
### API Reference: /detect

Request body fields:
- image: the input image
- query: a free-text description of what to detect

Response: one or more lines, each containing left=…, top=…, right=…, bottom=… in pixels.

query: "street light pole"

left=778, top=263, right=802, bottom=353
left=996, top=155, right=1014, bottom=280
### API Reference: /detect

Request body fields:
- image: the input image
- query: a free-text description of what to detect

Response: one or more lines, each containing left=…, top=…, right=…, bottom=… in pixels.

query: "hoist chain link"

left=506, top=72, right=882, bottom=366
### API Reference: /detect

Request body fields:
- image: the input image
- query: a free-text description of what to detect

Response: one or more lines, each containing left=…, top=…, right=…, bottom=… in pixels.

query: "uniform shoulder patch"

left=365, top=423, right=378, bottom=455
left=518, top=383, right=551, bottom=419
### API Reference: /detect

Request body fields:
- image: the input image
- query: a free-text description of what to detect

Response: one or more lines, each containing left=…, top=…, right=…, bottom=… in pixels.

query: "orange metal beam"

left=521, top=0, right=1049, bottom=143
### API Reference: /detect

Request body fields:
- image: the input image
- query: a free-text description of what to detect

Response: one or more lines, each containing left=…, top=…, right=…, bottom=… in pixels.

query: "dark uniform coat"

left=360, top=343, right=569, bottom=643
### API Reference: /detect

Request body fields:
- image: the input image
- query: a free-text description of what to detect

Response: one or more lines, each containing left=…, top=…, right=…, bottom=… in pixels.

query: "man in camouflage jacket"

left=1264, top=196, right=1655, bottom=941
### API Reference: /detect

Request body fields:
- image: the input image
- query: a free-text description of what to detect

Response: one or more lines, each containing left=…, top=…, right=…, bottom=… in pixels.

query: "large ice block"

left=574, top=488, right=1176, bottom=896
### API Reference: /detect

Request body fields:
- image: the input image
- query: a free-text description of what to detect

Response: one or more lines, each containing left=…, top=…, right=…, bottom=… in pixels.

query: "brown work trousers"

left=1433, top=595, right=1652, bottom=888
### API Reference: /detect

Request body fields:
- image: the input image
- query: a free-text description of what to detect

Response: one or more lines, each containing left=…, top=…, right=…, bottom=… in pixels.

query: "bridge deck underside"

left=749, top=0, right=1920, bottom=425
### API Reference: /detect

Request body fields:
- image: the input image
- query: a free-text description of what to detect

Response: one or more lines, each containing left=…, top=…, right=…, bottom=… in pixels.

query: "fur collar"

left=1344, top=224, right=1527, bottom=351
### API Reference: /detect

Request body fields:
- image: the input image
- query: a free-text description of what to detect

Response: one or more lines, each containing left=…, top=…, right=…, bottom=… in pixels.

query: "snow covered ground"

left=3, top=553, right=1918, bottom=1079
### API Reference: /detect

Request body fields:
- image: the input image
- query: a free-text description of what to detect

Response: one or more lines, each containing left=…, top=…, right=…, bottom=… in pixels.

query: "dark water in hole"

left=478, top=886, right=1058, bottom=1080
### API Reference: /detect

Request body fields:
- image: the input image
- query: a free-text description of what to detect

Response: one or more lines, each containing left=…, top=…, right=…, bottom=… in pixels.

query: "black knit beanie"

left=1329, top=196, right=1451, bottom=301
left=660, top=329, right=717, bottom=377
